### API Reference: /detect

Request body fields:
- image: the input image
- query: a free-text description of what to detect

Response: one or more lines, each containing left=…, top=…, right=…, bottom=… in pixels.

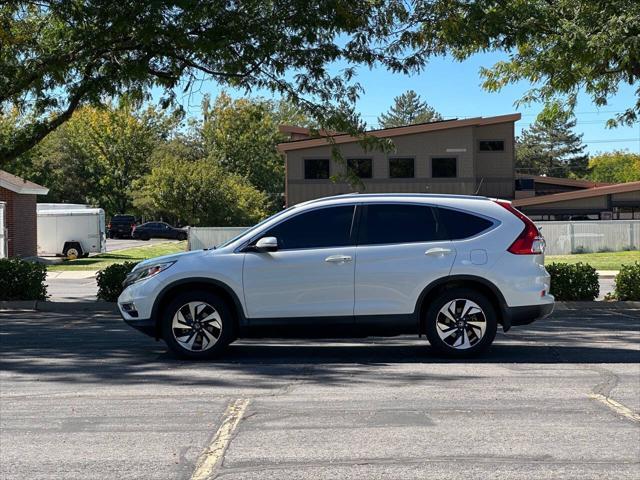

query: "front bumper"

left=121, top=314, right=157, bottom=338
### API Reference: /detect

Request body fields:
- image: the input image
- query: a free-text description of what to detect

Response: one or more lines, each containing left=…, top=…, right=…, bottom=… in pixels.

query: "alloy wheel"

left=171, top=301, right=222, bottom=352
left=436, top=299, right=487, bottom=350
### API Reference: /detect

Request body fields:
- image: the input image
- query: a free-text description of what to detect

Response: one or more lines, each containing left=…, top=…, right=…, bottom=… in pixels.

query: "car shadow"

left=0, top=309, right=638, bottom=388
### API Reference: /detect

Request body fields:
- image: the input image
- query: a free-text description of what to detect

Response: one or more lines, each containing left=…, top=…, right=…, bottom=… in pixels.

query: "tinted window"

left=359, top=204, right=443, bottom=245
left=347, top=158, right=373, bottom=178
left=432, top=157, right=457, bottom=178
left=263, top=206, right=354, bottom=249
left=479, top=140, right=505, bottom=151
left=437, top=207, right=493, bottom=240
left=304, top=159, right=330, bottom=179
left=389, top=157, right=414, bottom=178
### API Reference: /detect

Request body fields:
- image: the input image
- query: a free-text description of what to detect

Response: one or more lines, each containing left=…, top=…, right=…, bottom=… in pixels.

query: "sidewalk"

left=46, top=271, right=98, bottom=302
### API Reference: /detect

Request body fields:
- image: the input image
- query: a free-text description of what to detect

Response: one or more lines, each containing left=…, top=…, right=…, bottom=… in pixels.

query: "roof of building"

left=516, top=174, right=611, bottom=189
left=512, top=181, right=640, bottom=207
left=277, top=113, right=521, bottom=152
left=0, top=170, right=49, bottom=195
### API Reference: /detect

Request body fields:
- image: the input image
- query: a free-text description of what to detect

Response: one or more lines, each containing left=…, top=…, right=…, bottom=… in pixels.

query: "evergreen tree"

left=377, top=90, right=442, bottom=128
left=516, top=115, right=589, bottom=177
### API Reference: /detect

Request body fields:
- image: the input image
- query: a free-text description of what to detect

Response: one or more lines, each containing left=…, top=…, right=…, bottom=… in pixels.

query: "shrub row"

left=96, top=262, right=139, bottom=302
left=614, top=262, right=640, bottom=301
left=547, top=262, right=600, bottom=301
left=0, top=258, right=47, bottom=301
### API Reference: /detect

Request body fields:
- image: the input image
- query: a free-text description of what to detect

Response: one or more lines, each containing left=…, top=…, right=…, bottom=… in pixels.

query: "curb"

left=0, top=301, right=118, bottom=313
left=555, top=301, right=640, bottom=310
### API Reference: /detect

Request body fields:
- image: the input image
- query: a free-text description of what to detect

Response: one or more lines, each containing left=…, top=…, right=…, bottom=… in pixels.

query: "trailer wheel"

left=63, top=241, right=84, bottom=260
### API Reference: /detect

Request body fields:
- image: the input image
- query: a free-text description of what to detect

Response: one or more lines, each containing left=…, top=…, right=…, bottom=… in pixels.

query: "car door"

left=242, top=205, right=357, bottom=322
left=354, top=203, right=456, bottom=319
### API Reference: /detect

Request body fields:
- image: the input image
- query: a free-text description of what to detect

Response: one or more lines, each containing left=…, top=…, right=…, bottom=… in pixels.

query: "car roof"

left=294, top=193, right=492, bottom=209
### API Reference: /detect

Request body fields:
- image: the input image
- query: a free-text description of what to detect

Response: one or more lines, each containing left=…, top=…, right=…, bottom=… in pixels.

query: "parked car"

left=108, top=214, right=137, bottom=239
left=118, top=194, right=554, bottom=359
left=132, top=222, right=187, bottom=241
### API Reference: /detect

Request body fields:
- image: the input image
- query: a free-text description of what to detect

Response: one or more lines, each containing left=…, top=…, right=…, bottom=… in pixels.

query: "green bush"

left=547, top=262, right=599, bottom=301
left=0, top=258, right=47, bottom=301
left=614, top=262, right=640, bottom=301
left=96, top=262, right=139, bottom=302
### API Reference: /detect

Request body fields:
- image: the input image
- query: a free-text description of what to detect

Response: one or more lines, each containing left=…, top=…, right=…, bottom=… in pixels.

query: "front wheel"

left=161, top=291, right=235, bottom=359
left=425, top=288, right=497, bottom=358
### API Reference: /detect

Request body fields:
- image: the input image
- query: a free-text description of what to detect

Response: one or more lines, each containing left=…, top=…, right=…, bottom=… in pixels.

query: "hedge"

left=614, top=262, right=640, bottom=301
left=96, top=262, right=139, bottom=302
left=0, top=258, right=47, bottom=301
left=547, top=262, right=599, bottom=301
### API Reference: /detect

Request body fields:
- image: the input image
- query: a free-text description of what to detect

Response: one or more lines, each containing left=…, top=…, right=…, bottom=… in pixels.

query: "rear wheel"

left=425, top=288, right=497, bottom=357
left=161, top=290, right=235, bottom=359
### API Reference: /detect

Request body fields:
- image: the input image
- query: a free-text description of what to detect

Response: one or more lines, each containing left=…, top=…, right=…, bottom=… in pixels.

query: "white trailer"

left=37, top=204, right=106, bottom=258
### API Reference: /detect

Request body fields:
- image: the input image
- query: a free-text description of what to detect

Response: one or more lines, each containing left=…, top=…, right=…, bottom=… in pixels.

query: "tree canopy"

left=377, top=90, right=442, bottom=128
left=586, top=151, right=640, bottom=183
left=516, top=113, right=589, bottom=177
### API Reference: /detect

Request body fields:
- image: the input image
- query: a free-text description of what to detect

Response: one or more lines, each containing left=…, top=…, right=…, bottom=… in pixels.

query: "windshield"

left=216, top=206, right=296, bottom=249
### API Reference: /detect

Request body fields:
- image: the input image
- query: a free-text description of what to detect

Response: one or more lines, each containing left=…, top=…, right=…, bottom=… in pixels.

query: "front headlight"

left=123, top=261, right=175, bottom=288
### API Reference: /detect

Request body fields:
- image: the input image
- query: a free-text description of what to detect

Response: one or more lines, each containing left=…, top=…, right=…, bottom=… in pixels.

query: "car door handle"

left=325, top=255, right=352, bottom=264
left=425, top=247, right=453, bottom=256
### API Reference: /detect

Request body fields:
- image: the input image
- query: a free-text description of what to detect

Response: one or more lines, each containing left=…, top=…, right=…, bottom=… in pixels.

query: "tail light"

left=494, top=200, right=545, bottom=255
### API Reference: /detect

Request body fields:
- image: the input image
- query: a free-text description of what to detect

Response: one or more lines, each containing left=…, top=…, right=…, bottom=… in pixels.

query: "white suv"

left=118, top=194, right=554, bottom=358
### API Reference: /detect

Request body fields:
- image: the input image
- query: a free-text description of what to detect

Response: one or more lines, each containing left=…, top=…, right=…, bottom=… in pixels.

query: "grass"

left=546, top=250, right=640, bottom=271
left=48, top=241, right=187, bottom=271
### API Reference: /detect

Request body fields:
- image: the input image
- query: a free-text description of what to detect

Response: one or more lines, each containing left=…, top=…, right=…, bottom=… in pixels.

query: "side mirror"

left=255, top=236, right=278, bottom=252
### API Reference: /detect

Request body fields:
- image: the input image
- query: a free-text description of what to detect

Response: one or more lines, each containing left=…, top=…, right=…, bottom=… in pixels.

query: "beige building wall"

left=285, top=123, right=516, bottom=205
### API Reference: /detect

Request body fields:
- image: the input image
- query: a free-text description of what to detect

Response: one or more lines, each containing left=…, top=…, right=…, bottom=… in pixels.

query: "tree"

left=0, top=1, right=413, bottom=163
left=200, top=94, right=288, bottom=211
left=4, top=100, right=178, bottom=216
left=405, top=0, right=640, bottom=127
left=133, top=145, right=268, bottom=227
left=516, top=114, right=589, bottom=177
left=377, top=90, right=442, bottom=128
left=586, top=151, right=640, bottom=183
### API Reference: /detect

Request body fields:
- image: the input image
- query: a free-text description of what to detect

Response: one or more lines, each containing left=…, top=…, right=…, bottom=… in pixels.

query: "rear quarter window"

left=437, top=207, right=494, bottom=240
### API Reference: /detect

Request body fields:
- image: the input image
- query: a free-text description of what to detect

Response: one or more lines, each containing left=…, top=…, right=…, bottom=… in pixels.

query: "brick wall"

left=0, top=186, right=38, bottom=257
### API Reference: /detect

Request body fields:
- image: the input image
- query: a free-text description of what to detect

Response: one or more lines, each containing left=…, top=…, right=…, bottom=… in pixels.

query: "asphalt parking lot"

left=1, top=306, right=638, bottom=479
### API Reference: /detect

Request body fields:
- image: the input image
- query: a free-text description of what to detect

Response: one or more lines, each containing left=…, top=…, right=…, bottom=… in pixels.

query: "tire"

left=139, top=233, right=150, bottom=241
left=62, top=241, right=84, bottom=261
left=424, top=288, right=498, bottom=358
left=178, top=232, right=187, bottom=241
left=160, top=290, right=235, bottom=359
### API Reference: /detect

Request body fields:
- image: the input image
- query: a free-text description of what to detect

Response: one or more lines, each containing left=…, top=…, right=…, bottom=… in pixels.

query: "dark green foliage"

left=377, top=90, right=442, bottom=128
left=614, top=262, right=640, bottom=301
left=547, top=262, right=599, bottom=301
left=96, top=262, right=139, bottom=302
left=0, top=259, right=47, bottom=301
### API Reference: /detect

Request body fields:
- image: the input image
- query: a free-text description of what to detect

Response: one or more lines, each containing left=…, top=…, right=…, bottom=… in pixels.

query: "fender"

left=150, top=277, right=248, bottom=331
left=414, top=274, right=511, bottom=332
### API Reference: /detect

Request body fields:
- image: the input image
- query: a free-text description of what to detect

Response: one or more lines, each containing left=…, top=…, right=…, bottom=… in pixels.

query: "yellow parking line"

left=191, top=398, right=251, bottom=480
left=589, top=393, right=640, bottom=423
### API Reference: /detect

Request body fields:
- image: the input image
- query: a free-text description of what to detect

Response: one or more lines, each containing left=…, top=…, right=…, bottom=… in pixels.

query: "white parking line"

left=191, top=398, right=250, bottom=480
left=589, top=393, right=640, bottom=423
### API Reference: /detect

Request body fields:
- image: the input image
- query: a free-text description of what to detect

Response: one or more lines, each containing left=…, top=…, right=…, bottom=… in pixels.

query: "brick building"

left=0, top=170, right=49, bottom=258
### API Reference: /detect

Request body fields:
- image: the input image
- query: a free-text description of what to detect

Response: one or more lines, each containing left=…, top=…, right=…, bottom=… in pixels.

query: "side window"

left=479, top=140, right=505, bottom=152
left=437, top=207, right=494, bottom=240
left=389, top=157, right=415, bottom=178
left=304, top=159, right=330, bottom=179
left=262, top=206, right=355, bottom=250
left=358, top=204, right=444, bottom=245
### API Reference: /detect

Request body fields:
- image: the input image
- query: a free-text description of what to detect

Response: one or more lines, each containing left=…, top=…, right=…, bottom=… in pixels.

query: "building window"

left=347, top=158, right=373, bottom=178
left=389, top=157, right=415, bottom=178
left=479, top=140, right=505, bottom=151
left=304, top=159, right=330, bottom=179
left=432, top=157, right=457, bottom=178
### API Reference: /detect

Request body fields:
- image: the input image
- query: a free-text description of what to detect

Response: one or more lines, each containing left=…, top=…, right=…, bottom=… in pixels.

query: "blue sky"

left=165, top=51, right=640, bottom=155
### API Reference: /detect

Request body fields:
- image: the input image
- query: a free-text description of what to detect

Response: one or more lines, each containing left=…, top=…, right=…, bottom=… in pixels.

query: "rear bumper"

left=503, top=301, right=554, bottom=328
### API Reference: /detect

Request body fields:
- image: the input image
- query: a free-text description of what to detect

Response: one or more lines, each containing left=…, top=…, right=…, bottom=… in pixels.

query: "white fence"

left=188, top=221, right=640, bottom=256
left=188, top=226, right=249, bottom=250
left=0, top=202, right=6, bottom=258
left=537, top=220, right=640, bottom=255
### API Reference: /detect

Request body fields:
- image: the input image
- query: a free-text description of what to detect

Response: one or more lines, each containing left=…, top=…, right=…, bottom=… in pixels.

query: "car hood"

left=132, top=249, right=210, bottom=271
